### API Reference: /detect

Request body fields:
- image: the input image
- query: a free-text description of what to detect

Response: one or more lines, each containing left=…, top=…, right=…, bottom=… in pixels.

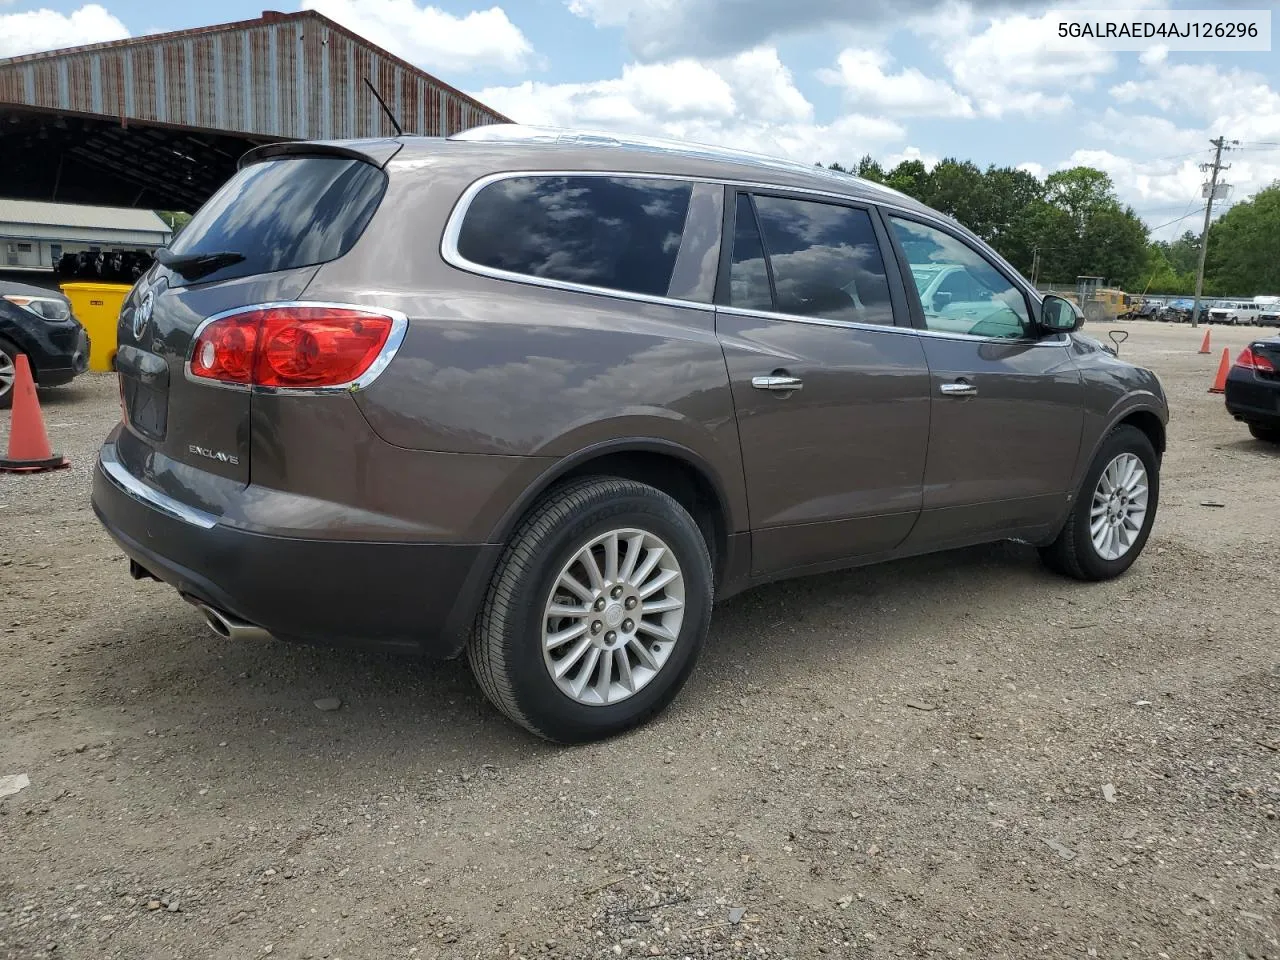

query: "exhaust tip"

left=189, top=600, right=271, bottom=642
left=197, top=603, right=232, bottom=639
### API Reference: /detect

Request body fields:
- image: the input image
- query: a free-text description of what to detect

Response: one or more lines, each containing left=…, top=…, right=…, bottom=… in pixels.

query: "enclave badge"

left=188, top=444, right=240, bottom=466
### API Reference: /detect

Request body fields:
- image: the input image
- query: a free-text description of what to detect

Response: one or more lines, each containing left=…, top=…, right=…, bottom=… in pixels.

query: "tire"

left=0, top=340, right=19, bottom=411
left=1039, top=424, right=1160, bottom=581
left=467, top=477, right=714, bottom=743
left=1249, top=423, right=1280, bottom=444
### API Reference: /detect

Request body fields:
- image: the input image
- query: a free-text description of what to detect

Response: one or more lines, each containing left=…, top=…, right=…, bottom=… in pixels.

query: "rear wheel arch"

left=489, top=440, right=735, bottom=588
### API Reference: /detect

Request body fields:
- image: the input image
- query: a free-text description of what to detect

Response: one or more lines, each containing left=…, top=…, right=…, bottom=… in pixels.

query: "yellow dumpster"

left=60, top=282, right=133, bottom=372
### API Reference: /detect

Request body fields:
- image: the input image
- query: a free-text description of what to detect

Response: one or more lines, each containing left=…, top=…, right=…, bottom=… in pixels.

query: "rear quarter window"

left=454, top=175, right=694, bottom=298
left=165, top=156, right=387, bottom=284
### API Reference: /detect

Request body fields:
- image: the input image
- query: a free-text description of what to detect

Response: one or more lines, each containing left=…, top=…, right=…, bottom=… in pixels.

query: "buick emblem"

left=132, top=291, right=155, bottom=340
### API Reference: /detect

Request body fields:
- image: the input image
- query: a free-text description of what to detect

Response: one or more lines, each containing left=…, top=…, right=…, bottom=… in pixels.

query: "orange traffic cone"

left=1208, top=347, right=1231, bottom=394
left=0, top=354, right=69, bottom=472
left=1199, top=329, right=1211, bottom=354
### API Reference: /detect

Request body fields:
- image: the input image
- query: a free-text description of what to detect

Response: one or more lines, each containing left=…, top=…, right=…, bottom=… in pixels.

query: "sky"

left=2, top=0, right=1278, bottom=240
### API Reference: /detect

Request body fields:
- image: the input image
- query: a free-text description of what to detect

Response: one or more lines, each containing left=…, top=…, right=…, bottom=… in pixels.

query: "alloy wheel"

left=1090, top=452, right=1149, bottom=561
left=541, top=527, right=685, bottom=706
left=0, top=351, right=15, bottom=400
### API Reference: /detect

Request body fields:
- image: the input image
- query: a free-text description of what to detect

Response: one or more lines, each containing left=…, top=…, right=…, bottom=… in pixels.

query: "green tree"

left=856, top=155, right=886, bottom=183
left=884, top=159, right=930, bottom=199
left=981, top=166, right=1044, bottom=274
left=1079, top=204, right=1150, bottom=289
left=925, top=159, right=989, bottom=234
left=1204, top=183, right=1280, bottom=295
left=1043, top=167, right=1116, bottom=231
left=158, top=210, right=193, bottom=238
left=1163, top=230, right=1200, bottom=274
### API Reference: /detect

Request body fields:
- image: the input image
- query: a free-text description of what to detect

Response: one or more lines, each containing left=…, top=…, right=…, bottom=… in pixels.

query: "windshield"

left=167, top=156, right=387, bottom=284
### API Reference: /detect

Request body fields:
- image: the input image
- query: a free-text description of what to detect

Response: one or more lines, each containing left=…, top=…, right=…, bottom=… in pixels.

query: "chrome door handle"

left=939, top=381, right=978, bottom=397
left=752, top=375, right=804, bottom=392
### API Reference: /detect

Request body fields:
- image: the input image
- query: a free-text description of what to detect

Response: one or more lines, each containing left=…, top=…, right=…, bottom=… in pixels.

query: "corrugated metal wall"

left=0, top=12, right=507, bottom=140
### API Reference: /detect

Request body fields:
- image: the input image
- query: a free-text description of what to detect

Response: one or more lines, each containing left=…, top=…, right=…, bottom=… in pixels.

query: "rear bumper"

left=91, top=442, right=500, bottom=657
left=1224, top=370, right=1280, bottom=427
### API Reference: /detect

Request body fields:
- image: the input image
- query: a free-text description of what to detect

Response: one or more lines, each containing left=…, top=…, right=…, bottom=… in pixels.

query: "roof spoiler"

left=238, top=138, right=404, bottom=170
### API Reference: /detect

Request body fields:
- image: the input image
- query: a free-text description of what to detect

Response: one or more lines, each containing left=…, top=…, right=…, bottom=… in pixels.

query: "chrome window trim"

left=716, top=303, right=1069, bottom=347
left=182, top=301, right=409, bottom=395
left=98, top=442, right=218, bottom=530
left=440, top=169, right=1051, bottom=339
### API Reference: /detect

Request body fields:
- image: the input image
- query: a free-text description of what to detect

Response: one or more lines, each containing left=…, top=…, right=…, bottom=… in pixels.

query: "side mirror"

left=932, top=291, right=953, bottom=311
left=1039, top=294, right=1083, bottom=334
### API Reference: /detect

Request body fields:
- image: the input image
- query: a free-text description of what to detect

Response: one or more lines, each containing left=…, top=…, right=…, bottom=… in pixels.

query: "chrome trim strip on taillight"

left=183, top=300, right=410, bottom=396
left=98, top=442, right=218, bottom=530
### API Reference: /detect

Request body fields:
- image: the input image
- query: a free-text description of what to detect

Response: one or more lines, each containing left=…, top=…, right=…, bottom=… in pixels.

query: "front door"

left=716, top=191, right=932, bottom=576
left=883, top=214, right=1085, bottom=548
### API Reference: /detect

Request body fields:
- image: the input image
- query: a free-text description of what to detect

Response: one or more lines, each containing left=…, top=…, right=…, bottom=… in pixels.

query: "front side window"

left=456, top=175, right=694, bottom=298
left=887, top=216, right=1031, bottom=339
left=735, top=195, right=894, bottom=326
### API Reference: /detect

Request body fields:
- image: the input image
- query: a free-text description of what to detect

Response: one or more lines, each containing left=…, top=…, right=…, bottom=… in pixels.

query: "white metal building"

left=0, top=199, right=172, bottom=272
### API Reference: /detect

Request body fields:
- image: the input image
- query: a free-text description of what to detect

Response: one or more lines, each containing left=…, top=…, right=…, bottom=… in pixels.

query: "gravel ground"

left=2, top=320, right=1278, bottom=960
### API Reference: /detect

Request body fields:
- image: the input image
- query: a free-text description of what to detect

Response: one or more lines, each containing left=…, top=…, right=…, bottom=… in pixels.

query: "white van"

left=1207, top=300, right=1263, bottom=325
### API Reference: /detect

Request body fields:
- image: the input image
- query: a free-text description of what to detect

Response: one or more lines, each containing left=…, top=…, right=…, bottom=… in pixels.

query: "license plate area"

left=116, top=345, right=170, bottom=441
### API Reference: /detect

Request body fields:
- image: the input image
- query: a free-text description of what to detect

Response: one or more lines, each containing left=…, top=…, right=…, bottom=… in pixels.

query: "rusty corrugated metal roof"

left=0, top=9, right=509, bottom=141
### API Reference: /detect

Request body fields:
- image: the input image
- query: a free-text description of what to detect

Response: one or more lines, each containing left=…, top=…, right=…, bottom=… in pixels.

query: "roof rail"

left=448, top=123, right=916, bottom=203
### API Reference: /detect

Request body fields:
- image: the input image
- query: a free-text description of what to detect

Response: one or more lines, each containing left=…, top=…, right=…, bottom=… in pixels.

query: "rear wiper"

left=154, top=248, right=245, bottom=281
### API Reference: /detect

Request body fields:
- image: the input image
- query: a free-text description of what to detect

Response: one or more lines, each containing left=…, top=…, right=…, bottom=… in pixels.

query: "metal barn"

left=0, top=9, right=509, bottom=210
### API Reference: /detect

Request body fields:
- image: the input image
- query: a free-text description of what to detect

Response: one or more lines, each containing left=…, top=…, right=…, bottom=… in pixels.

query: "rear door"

left=882, top=213, right=1084, bottom=548
left=715, top=189, right=931, bottom=576
left=114, top=151, right=391, bottom=498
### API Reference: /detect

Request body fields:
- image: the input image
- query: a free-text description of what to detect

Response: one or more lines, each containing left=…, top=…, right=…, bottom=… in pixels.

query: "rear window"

left=455, top=175, right=694, bottom=298
left=166, top=156, right=386, bottom=283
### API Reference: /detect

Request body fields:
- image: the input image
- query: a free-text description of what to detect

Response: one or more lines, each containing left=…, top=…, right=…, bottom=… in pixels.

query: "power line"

left=1147, top=199, right=1205, bottom=235
left=1142, top=147, right=1215, bottom=164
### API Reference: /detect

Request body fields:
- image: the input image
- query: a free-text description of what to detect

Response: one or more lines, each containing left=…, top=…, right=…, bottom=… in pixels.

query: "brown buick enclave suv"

left=92, top=125, right=1169, bottom=742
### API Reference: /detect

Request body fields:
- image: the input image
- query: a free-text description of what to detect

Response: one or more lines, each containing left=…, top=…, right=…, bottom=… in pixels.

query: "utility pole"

left=1190, top=136, right=1236, bottom=328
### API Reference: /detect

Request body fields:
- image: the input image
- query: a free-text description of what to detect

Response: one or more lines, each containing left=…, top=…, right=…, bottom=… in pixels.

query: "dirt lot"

left=2, top=320, right=1278, bottom=960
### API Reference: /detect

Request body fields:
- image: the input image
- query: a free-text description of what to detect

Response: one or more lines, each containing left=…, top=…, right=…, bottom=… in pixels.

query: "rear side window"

left=167, top=156, right=386, bottom=283
left=455, top=176, right=694, bottom=298
left=728, top=193, right=895, bottom=326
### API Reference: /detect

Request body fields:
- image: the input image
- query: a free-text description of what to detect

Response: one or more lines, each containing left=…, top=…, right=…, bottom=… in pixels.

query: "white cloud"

left=1110, top=61, right=1280, bottom=138
left=473, top=47, right=903, bottom=166
left=566, top=0, right=1048, bottom=61
left=1138, top=46, right=1167, bottom=66
left=924, top=5, right=1116, bottom=117
left=1017, top=161, right=1045, bottom=178
left=0, top=4, right=128, bottom=58
left=885, top=146, right=941, bottom=170
left=300, top=0, right=534, bottom=73
left=717, top=47, right=813, bottom=123
left=819, top=49, right=974, bottom=118
left=1097, top=58, right=1280, bottom=237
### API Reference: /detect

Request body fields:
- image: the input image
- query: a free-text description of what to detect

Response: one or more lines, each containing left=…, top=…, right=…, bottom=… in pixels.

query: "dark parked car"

left=1224, top=336, right=1280, bottom=442
left=91, top=127, right=1170, bottom=741
left=0, top=279, right=90, bottom=409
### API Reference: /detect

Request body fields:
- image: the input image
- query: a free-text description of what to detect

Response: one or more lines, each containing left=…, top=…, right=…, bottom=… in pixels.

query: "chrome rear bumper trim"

left=98, top=443, right=218, bottom=530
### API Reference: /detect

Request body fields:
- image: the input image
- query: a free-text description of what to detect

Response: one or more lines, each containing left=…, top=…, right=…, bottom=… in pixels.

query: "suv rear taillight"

left=188, top=304, right=405, bottom=390
left=1234, top=346, right=1276, bottom=373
